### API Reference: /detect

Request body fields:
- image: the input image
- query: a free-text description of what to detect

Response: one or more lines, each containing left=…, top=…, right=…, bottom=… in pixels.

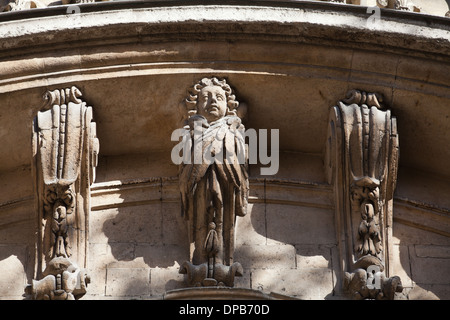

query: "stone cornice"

left=0, top=1, right=449, bottom=59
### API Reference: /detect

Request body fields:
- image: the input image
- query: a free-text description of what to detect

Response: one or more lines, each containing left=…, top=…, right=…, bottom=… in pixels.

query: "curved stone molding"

left=26, top=86, right=99, bottom=300
left=164, top=287, right=280, bottom=300
left=325, top=89, right=403, bottom=299
left=3, top=0, right=446, bottom=15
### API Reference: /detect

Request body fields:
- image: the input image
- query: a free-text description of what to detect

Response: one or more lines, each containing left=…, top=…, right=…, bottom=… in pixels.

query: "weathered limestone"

left=0, top=1, right=449, bottom=300
left=325, top=89, right=403, bottom=299
left=177, top=78, right=248, bottom=287
left=1, top=0, right=449, bottom=16
left=26, top=86, right=99, bottom=300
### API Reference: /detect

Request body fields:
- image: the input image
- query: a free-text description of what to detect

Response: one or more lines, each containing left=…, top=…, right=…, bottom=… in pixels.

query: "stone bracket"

left=179, top=261, right=243, bottom=288
left=28, top=86, right=99, bottom=300
left=325, top=89, right=402, bottom=299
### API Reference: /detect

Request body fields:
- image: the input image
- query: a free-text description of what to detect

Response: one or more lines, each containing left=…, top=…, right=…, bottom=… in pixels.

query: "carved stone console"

left=325, top=90, right=403, bottom=299
left=26, top=86, right=99, bottom=300
left=176, top=77, right=248, bottom=287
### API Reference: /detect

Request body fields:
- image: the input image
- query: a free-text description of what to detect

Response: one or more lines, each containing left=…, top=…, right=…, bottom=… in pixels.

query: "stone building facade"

left=0, top=0, right=449, bottom=300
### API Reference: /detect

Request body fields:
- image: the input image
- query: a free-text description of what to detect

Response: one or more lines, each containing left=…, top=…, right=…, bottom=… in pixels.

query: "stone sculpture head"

left=185, top=77, right=239, bottom=123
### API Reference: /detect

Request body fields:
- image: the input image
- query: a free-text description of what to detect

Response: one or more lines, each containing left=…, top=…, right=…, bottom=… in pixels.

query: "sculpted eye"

left=217, top=95, right=224, bottom=101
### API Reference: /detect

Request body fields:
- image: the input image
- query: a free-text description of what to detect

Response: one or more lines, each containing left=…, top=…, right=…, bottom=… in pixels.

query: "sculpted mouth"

left=208, top=105, right=219, bottom=113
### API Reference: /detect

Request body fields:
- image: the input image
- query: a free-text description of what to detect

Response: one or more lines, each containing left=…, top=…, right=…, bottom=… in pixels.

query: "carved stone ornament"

left=0, top=0, right=109, bottom=12
left=177, top=77, right=248, bottom=287
left=394, top=0, right=421, bottom=12
left=0, top=0, right=45, bottom=12
left=27, top=86, right=99, bottom=300
left=325, top=90, right=403, bottom=299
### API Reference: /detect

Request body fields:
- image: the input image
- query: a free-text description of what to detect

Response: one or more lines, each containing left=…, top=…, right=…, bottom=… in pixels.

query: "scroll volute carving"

left=27, top=86, right=99, bottom=300
left=177, top=77, right=248, bottom=287
left=325, top=90, right=402, bottom=299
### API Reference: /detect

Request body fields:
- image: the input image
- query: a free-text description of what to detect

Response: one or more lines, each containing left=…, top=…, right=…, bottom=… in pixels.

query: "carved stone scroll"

left=27, top=86, right=99, bottom=300
left=325, top=89, right=403, bottom=299
left=177, top=77, right=248, bottom=287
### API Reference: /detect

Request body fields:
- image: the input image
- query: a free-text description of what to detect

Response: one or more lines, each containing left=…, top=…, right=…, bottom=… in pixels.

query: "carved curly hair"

left=185, top=77, right=239, bottom=118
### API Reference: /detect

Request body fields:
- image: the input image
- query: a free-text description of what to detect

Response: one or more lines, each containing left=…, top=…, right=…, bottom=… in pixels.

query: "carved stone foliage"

left=27, top=86, right=99, bottom=300
left=177, top=77, right=248, bottom=287
left=325, top=90, right=403, bottom=299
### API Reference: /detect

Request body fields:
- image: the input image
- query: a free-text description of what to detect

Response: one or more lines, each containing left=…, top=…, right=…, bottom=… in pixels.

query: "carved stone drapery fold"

left=177, top=77, right=248, bottom=288
left=27, top=86, right=99, bottom=300
left=325, top=89, right=403, bottom=299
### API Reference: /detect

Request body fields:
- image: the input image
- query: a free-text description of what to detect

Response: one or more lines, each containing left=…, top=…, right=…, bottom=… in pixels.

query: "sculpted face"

left=197, top=85, right=227, bottom=123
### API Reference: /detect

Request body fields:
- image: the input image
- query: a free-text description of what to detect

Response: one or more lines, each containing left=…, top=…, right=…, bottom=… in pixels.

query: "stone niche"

left=0, top=1, right=449, bottom=300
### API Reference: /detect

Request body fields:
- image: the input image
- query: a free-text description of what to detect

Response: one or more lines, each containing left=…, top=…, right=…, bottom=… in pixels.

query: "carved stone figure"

left=0, top=0, right=108, bottom=12
left=325, top=89, right=402, bottom=299
left=318, top=0, right=422, bottom=12
left=177, top=77, right=248, bottom=287
left=0, top=0, right=45, bottom=12
left=27, top=86, right=99, bottom=300
left=25, top=257, right=90, bottom=300
left=394, top=0, right=421, bottom=12
left=343, top=267, right=403, bottom=300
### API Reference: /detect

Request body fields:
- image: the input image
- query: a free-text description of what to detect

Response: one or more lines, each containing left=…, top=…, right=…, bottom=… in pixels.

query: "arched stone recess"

left=0, top=1, right=449, bottom=300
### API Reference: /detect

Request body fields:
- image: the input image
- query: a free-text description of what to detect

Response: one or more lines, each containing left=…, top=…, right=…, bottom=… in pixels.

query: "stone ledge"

left=1, top=0, right=449, bottom=21
left=0, top=1, right=449, bottom=58
left=163, top=286, right=286, bottom=300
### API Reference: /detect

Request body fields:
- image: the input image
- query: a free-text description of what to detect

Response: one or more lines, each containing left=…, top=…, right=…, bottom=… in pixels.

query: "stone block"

left=409, top=245, right=450, bottom=285
left=0, top=251, right=27, bottom=298
left=161, top=202, right=188, bottom=245
left=105, top=267, right=150, bottom=297
left=266, top=204, right=336, bottom=245
left=0, top=202, right=35, bottom=244
left=134, top=244, right=187, bottom=268
left=407, top=285, right=442, bottom=300
left=235, top=203, right=267, bottom=246
left=251, top=268, right=334, bottom=299
left=235, top=244, right=296, bottom=269
left=390, top=244, right=414, bottom=288
left=92, top=204, right=163, bottom=244
left=295, top=244, right=332, bottom=269
left=150, top=265, right=185, bottom=297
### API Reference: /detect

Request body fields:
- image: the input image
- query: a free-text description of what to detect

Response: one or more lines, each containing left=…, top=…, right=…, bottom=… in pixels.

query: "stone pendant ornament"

left=325, top=90, right=403, bottom=299
left=177, top=77, right=248, bottom=287
left=27, top=86, right=99, bottom=300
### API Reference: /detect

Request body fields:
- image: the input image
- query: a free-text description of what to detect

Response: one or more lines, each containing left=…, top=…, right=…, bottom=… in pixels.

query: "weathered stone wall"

left=85, top=152, right=337, bottom=299
left=0, top=1, right=449, bottom=299
left=2, top=156, right=449, bottom=299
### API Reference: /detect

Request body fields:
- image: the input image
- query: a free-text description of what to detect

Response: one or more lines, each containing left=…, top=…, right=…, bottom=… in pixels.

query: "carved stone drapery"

left=27, top=86, right=99, bottom=300
left=325, top=90, right=403, bottom=299
left=177, top=77, right=248, bottom=287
